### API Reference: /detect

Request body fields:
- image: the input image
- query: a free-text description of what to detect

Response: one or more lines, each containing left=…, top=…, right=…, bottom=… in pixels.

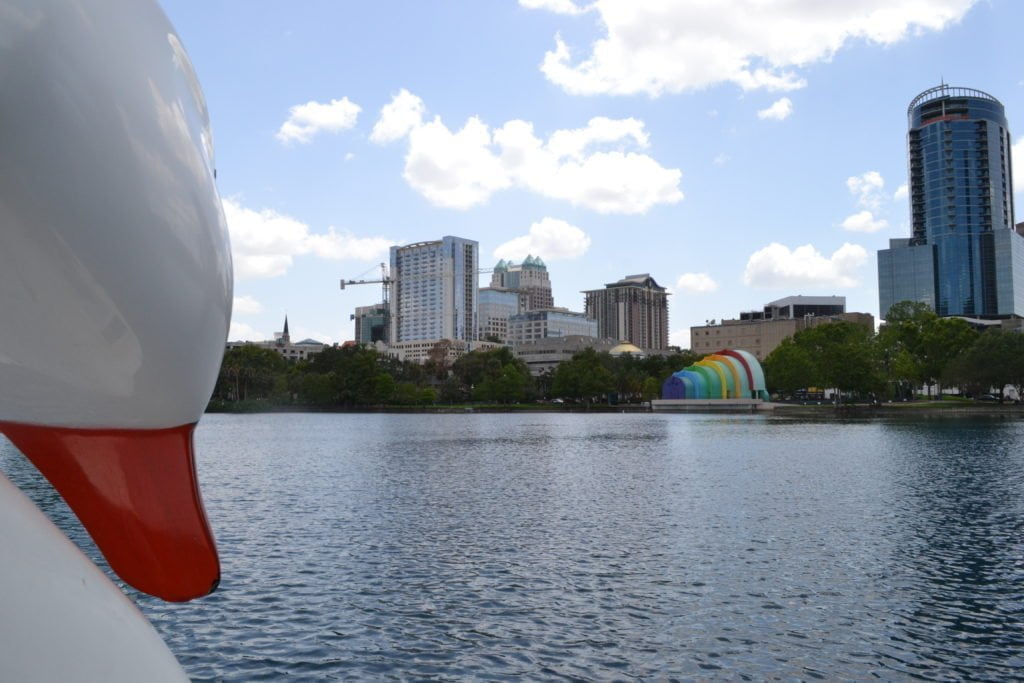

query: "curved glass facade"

left=880, top=85, right=1020, bottom=319
left=661, top=349, right=769, bottom=400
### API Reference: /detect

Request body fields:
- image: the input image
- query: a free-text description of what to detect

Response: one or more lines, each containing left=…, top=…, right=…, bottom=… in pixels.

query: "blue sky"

left=160, top=0, right=1024, bottom=348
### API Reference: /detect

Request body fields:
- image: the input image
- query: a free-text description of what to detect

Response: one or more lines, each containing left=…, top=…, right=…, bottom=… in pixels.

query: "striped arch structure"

left=661, top=349, right=769, bottom=400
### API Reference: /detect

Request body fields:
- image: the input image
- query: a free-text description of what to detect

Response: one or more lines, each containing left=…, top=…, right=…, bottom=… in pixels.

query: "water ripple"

left=2, top=413, right=1024, bottom=680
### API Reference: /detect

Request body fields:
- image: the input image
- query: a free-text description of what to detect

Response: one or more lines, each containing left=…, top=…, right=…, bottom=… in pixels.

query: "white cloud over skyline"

left=841, top=210, right=889, bottom=233
left=675, top=273, right=719, bottom=293
left=743, top=242, right=868, bottom=288
left=276, top=97, right=361, bottom=144
left=527, top=0, right=978, bottom=97
left=847, top=170, right=886, bottom=209
left=493, top=217, right=592, bottom=262
left=371, top=91, right=683, bottom=213
left=228, top=320, right=267, bottom=342
left=222, top=198, right=395, bottom=280
left=757, top=97, right=793, bottom=121
left=233, top=295, right=263, bottom=315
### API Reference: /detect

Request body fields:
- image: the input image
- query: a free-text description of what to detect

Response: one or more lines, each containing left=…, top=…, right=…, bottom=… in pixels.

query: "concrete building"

left=352, top=303, right=387, bottom=344
left=389, top=236, right=478, bottom=343
left=514, top=335, right=620, bottom=376
left=478, top=287, right=526, bottom=343
left=583, top=274, right=669, bottom=350
left=878, top=85, right=1023, bottom=320
left=491, top=255, right=554, bottom=311
left=384, top=338, right=504, bottom=365
left=226, top=316, right=327, bottom=362
left=507, top=308, right=597, bottom=346
left=690, top=297, right=873, bottom=360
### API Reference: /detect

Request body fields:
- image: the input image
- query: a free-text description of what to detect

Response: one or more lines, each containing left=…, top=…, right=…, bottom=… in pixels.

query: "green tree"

left=763, top=339, right=817, bottom=398
left=948, top=329, right=1024, bottom=401
left=551, top=347, right=615, bottom=404
left=918, top=317, right=977, bottom=396
left=215, top=345, right=289, bottom=401
left=877, top=300, right=936, bottom=397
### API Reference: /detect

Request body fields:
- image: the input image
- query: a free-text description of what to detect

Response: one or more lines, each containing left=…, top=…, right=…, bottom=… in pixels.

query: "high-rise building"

left=879, top=85, right=1024, bottom=319
left=478, top=287, right=526, bottom=343
left=352, top=303, right=387, bottom=344
left=490, top=256, right=554, bottom=311
left=583, top=274, right=669, bottom=350
left=389, top=236, right=478, bottom=343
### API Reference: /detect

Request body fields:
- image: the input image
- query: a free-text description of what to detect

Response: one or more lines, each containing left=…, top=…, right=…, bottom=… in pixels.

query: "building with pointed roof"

left=489, top=254, right=553, bottom=311
left=583, top=274, right=669, bottom=351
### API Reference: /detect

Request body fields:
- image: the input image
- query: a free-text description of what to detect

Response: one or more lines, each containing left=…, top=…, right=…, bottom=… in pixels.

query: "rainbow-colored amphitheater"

left=661, top=349, right=769, bottom=400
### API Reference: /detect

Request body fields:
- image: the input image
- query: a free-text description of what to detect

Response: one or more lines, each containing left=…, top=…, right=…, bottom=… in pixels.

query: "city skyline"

left=160, top=1, right=1024, bottom=348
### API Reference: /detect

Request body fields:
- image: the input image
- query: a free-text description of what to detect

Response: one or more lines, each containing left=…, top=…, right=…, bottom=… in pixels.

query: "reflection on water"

left=2, top=413, right=1023, bottom=680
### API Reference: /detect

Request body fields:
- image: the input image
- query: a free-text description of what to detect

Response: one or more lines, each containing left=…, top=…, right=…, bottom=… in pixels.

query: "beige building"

left=514, top=335, right=621, bottom=376
left=226, top=317, right=328, bottom=362
left=690, top=297, right=873, bottom=360
left=384, top=338, right=504, bottom=365
left=491, top=256, right=553, bottom=311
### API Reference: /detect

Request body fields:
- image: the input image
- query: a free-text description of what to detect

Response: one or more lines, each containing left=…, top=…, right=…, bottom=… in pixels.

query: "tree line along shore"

left=209, top=302, right=1024, bottom=412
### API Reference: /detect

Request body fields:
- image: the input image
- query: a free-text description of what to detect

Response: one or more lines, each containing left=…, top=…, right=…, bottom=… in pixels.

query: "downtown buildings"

left=878, top=85, right=1024, bottom=320
left=349, top=236, right=673, bottom=366
left=388, top=236, right=479, bottom=360
left=583, top=274, right=670, bottom=351
left=690, top=296, right=873, bottom=361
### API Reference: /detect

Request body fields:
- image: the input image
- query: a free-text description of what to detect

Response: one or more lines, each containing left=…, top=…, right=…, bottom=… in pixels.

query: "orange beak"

left=1, top=422, right=219, bottom=602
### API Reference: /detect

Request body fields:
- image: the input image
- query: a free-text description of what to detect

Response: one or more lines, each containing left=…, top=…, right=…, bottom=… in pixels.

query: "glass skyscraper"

left=878, top=85, right=1023, bottom=319
left=389, top=236, right=478, bottom=343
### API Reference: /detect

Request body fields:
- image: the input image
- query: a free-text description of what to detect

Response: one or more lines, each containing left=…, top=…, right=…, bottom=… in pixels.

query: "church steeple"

left=276, top=315, right=290, bottom=345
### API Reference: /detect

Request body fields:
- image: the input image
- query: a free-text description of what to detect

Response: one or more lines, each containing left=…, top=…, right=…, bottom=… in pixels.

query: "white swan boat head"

left=0, top=0, right=230, bottom=610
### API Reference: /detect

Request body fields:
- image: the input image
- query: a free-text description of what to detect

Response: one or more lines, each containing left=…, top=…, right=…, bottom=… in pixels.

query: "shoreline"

left=205, top=401, right=1024, bottom=417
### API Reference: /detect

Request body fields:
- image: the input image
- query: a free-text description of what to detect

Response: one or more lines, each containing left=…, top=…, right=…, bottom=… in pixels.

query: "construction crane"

left=340, top=263, right=494, bottom=343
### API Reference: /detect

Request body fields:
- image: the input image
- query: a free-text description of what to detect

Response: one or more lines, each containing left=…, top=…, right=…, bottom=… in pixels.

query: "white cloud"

left=846, top=170, right=885, bottom=209
left=305, top=227, right=396, bottom=261
left=841, top=210, right=889, bottom=233
left=743, top=242, right=868, bottom=288
left=372, top=91, right=682, bottom=213
left=529, top=1, right=977, bottom=97
left=518, top=0, right=588, bottom=15
left=222, top=198, right=395, bottom=280
left=370, top=89, right=426, bottom=143
left=228, top=320, right=267, bottom=342
left=1014, top=137, right=1024, bottom=193
left=404, top=116, right=512, bottom=209
left=713, top=153, right=729, bottom=166
left=222, top=199, right=310, bottom=279
left=670, top=328, right=691, bottom=349
left=893, top=183, right=908, bottom=200
left=233, top=295, right=263, bottom=315
left=276, top=97, right=361, bottom=144
left=493, top=217, right=591, bottom=261
left=344, top=152, right=355, bottom=162
left=675, top=273, right=719, bottom=293
left=757, top=97, right=793, bottom=121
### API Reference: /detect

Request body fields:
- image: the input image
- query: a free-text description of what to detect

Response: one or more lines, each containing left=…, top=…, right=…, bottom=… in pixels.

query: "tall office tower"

left=490, top=255, right=554, bottom=310
left=583, top=274, right=669, bottom=350
left=478, top=287, right=526, bottom=343
left=389, top=236, right=478, bottom=343
left=353, top=303, right=388, bottom=344
left=879, top=85, right=1024, bottom=319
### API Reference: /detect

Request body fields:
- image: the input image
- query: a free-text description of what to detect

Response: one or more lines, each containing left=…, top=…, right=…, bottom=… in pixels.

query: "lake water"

left=3, top=412, right=1024, bottom=680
